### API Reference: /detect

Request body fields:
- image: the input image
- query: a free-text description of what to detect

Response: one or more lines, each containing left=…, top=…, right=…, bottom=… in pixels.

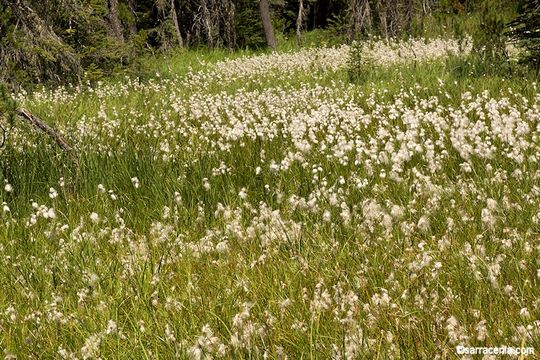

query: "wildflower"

left=131, top=177, right=140, bottom=189
left=390, top=205, right=404, bottom=219
left=165, top=324, right=176, bottom=343
left=80, top=334, right=101, bottom=360
left=216, top=240, right=229, bottom=253
left=90, top=212, right=100, bottom=224
left=203, top=178, right=211, bottom=191
left=481, top=208, right=496, bottom=229
left=45, top=208, right=56, bottom=219
left=322, top=210, right=331, bottom=222
left=446, top=316, right=469, bottom=344
left=238, top=188, right=248, bottom=200
left=174, top=192, right=182, bottom=204
left=520, top=308, right=531, bottom=319
left=475, top=320, right=488, bottom=341
left=486, top=198, right=497, bottom=210
left=417, top=215, right=430, bottom=233
left=162, top=206, right=171, bottom=219
left=106, top=320, right=117, bottom=335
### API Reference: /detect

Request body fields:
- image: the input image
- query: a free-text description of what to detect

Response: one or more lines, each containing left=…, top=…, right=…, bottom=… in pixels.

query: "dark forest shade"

left=0, top=0, right=525, bottom=88
left=507, top=0, right=540, bottom=70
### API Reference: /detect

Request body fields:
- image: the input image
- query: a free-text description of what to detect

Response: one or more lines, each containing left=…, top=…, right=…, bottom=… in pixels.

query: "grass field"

left=1, top=36, right=540, bottom=359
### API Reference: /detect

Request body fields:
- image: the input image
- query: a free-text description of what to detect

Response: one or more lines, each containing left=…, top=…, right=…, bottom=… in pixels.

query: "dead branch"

left=0, top=123, right=5, bottom=149
left=17, top=108, right=77, bottom=163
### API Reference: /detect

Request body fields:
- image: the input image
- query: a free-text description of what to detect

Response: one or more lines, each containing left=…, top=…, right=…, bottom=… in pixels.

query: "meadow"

left=1, top=35, right=540, bottom=358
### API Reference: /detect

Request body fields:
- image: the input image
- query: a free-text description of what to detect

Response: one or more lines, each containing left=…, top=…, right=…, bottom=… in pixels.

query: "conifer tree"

left=507, top=0, right=540, bottom=70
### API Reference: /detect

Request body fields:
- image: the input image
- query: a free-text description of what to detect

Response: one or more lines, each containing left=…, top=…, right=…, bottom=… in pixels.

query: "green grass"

left=1, top=37, right=540, bottom=359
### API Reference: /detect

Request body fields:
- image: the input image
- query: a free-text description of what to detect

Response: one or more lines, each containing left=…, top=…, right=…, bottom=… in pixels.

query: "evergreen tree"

left=507, top=0, right=540, bottom=70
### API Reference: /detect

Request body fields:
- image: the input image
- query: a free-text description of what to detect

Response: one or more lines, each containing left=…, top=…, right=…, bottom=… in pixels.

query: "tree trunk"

left=348, top=0, right=371, bottom=40
left=201, top=0, right=214, bottom=48
left=296, top=0, right=304, bottom=49
left=259, top=0, right=276, bottom=51
left=386, top=0, right=398, bottom=36
left=422, top=0, right=432, bottom=16
left=108, top=0, right=123, bottom=41
left=405, top=0, right=414, bottom=31
left=126, top=0, right=138, bottom=36
left=222, top=0, right=237, bottom=49
left=376, top=0, right=388, bottom=39
left=171, top=0, right=184, bottom=47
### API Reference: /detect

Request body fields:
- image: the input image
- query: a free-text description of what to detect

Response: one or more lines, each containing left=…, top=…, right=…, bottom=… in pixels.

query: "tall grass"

left=1, top=36, right=540, bottom=359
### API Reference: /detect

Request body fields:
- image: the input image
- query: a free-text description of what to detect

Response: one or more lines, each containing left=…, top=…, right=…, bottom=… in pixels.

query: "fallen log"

left=16, top=108, right=77, bottom=163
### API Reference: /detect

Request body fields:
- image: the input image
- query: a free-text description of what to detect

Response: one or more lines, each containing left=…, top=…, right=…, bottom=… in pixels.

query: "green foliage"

left=2, top=43, right=540, bottom=358
left=507, top=0, right=540, bottom=70
left=446, top=53, right=509, bottom=79
left=347, top=40, right=376, bottom=83
left=0, top=84, right=17, bottom=149
left=0, top=0, right=528, bottom=89
left=235, top=0, right=268, bottom=49
left=442, top=0, right=515, bottom=79
left=472, top=1, right=508, bottom=62
left=0, top=0, right=151, bottom=88
left=0, top=3, right=80, bottom=88
left=0, top=84, right=17, bottom=125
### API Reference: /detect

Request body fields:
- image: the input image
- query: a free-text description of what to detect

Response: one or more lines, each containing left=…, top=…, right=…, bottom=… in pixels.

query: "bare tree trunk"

left=201, top=0, right=214, bottom=48
left=386, top=0, right=398, bottom=36
left=376, top=0, right=388, bottom=39
left=348, top=0, right=371, bottom=40
left=259, top=0, right=276, bottom=51
left=171, top=0, right=184, bottom=47
left=222, top=0, right=237, bottom=49
left=387, top=0, right=394, bottom=36
left=127, top=0, right=138, bottom=36
left=349, top=0, right=360, bottom=39
left=405, top=0, right=414, bottom=31
left=363, top=0, right=372, bottom=29
left=422, top=0, right=434, bottom=16
left=108, top=0, right=123, bottom=41
left=296, top=0, right=304, bottom=49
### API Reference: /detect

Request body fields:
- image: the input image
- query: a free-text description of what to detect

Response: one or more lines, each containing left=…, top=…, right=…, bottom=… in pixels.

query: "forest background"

left=0, top=0, right=526, bottom=90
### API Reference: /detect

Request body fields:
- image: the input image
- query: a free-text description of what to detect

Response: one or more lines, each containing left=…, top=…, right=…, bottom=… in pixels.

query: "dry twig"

left=17, top=108, right=77, bottom=163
